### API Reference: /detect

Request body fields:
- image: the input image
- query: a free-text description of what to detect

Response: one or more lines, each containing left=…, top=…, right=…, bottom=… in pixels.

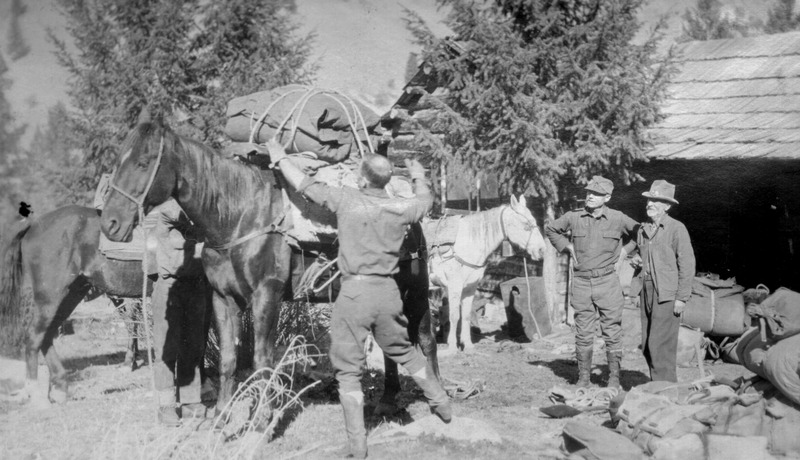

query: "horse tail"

left=0, top=221, right=32, bottom=358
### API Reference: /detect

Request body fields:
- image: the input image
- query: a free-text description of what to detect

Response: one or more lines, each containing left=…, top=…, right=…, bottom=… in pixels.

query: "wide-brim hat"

left=642, top=179, right=679, bottom=204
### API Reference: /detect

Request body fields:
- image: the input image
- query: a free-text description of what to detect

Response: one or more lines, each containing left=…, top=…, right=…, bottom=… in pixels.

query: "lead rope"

left=108, top=136, right=165, bottom=424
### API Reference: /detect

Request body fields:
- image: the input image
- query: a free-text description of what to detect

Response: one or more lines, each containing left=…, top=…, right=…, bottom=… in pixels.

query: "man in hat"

left=632, top=180, right=695, bottom=382
left=545, top=176, right=638, bottom=388
left=265, top=139, right=451, bottom=459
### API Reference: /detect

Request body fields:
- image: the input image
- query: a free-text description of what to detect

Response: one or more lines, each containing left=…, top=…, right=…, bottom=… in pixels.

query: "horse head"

left=503, top=195, right=546, bottom=261
left=101, top=122, right=178, bottom=242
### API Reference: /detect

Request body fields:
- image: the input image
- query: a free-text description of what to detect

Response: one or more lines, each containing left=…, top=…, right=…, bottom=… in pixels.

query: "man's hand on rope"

left=265, top=137, right=288, bottom=168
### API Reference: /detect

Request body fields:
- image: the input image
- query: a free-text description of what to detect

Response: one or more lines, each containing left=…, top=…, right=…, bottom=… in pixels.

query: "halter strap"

left=108, top=136, right=166, bottom=208
left=500, top=204, right=539, bottom=255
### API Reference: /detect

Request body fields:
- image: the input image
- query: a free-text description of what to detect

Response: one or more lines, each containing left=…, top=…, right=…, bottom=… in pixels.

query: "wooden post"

left=440, top=161, right=447, bottom=214
left=542, top=202, right=562, bottom=326
left=476, top=176, right=482, bottom=212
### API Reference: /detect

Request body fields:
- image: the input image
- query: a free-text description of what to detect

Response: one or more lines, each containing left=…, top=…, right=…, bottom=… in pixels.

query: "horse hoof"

left=373, top=402, right=398, bottom=416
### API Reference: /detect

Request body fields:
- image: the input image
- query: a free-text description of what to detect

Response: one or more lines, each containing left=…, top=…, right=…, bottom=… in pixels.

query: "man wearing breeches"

left=266, top=139, right=451, bottom=458
left=545, top=176, right=638, bottom=388
left=147, top=200, right=210, bottom=425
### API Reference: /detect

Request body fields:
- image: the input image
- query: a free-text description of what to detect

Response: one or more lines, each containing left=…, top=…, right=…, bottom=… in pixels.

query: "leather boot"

left=606, top=350, right=622, bottom=389
left=575, top=348, right=593, bottom=388
left=339, top=392, right=367, bottom=459
left=411, top=367, right=452, bottom=423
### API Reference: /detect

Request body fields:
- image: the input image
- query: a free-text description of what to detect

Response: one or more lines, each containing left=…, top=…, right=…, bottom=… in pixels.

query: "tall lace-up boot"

left=575, top=347, right=593, bottom=388
left=606, top=350, right=622, bottom=389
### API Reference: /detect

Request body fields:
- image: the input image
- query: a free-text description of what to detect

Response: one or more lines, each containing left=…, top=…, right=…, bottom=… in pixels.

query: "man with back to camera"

left=545, top=176, right=638, bottom=389
left=265, top=138, right=451, bottom=459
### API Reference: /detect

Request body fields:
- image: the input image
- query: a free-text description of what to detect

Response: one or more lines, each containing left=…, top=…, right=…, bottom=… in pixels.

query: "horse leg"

left=459, top=287, right=477, bottom=352
left=251, top=278, right=286, bottom=370
left=444, top=284, right=463, bottom=354
left=40, top=333, right=68, bottom=404
left=211, top=292, right=238, bottom=420
left=375, top=355, right=400, bottom=416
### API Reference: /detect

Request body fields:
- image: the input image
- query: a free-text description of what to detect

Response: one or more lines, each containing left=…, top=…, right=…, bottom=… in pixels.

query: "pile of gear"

left=559, top=285, right=800, bottom=459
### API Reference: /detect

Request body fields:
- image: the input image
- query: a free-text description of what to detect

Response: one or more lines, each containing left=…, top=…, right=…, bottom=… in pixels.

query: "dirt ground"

left=0, top=297, right=755, bottom=460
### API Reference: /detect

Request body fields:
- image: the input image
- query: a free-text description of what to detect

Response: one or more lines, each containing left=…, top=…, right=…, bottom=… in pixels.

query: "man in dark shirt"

left=266, top=139, right=451, bottom=459
left=632, top=180, right=695, bottom=382
left=545, top=176, right=638, bottom=388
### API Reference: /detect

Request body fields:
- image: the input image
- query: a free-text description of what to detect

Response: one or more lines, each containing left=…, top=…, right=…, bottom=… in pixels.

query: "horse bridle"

left=499, top=204, right=540, bottom=255
left=107, top=136, right=166, bottom=213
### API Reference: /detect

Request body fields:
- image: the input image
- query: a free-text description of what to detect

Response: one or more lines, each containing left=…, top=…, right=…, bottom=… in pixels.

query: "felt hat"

left=642, top=180, right=678, bottom=204
left=585, top=175, right=614, bottom=195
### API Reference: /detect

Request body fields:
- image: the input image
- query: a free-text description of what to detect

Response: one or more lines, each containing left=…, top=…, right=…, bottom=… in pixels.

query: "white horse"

left=423, top=195, right=546, bottom=353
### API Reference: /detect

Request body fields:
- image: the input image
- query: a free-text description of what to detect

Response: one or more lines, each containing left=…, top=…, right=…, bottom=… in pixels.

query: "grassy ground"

left=0, top=297, right=755, bottom=460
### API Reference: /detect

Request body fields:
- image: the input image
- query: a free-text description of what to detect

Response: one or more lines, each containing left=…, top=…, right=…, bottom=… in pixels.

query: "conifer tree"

left=47, top=0, right=315, bottom=198
left=404, top=0, right=675, bottom=204
left=765, top=0, right=800, bottom=34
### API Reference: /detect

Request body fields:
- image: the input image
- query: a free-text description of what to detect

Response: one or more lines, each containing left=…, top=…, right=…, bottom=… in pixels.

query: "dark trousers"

left=152, top=276, right=208, bottom=397
left=640, top=277, right=679, bottom=382
left=330, top=277, right=426, bottom=395
left=571, top=272, right=624, bottom=351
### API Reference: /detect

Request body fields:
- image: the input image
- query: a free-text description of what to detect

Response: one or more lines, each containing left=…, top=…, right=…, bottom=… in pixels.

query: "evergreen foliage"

left=0, top=53, right=27, bottom=234
left=6, top=0, right=31, bottom=61
left=679, top=0, right=758, bottom=42
left=46, top=0, right=315, bottom=199
left=765, top=0, right=800, bottom=34
left=403, top=0, right=676, bottom=204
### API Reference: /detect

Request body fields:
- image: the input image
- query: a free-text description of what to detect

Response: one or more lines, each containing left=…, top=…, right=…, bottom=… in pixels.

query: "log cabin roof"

left=650, top=31, right=800, bottom=160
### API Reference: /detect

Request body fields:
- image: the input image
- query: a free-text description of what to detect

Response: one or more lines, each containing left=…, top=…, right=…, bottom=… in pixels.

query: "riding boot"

left=606, top=350, right=622, bottom=389
left=411, top=367, right=452, bottom=423
left=575, top=348, right=593, bottom=388
left=339, top=392, right=367, bottom=459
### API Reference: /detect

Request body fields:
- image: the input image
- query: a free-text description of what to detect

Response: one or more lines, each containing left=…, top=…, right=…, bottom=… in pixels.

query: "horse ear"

left=518, top=195, right=527, bottom=208
left=510, top=195, right=519, bottom=207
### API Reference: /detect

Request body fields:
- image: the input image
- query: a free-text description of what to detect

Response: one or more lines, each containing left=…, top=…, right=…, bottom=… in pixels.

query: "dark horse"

left=100, top=122, right=439, bottom=415
left=0, top=206, right=152, bottom=407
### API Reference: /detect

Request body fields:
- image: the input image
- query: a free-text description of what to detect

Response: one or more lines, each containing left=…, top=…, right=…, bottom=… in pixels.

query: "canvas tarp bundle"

left=683, top=276, right=748, bottom=336
left=736, top=328, right=800, bottom=406
left=748, top=287, right=800, bottom=341
left=613, top=381, right=800, bottom=458
left=224, top=85, right=381, bottom=163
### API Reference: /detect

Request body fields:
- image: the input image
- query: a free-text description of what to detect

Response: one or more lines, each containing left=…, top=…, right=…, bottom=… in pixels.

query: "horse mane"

left=452, top=206, right=506, bottom=266
left=128, top=123, right=270, bottom=224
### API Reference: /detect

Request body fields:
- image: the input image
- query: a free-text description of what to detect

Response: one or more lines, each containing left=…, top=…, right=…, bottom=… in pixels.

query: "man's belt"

left=573, top=264, right=616, bottom=279
left=341, top=274, right=393, bottom=282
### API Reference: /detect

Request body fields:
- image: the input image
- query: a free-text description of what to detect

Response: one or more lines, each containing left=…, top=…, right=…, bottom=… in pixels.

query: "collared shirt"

left=637, top=214, right=695, bottom=302
left=545, top=206, right=638, bottom=271
left=298, top=177, right=432, bottom=276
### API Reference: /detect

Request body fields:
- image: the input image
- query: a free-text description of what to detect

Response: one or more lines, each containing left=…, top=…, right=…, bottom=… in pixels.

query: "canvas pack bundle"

left=682, top=276, right=748, bottom=336
left=224, top=85, right=381, bottom=163
left=749, top=287, right=800, bottom=340
left=737, top=330, right=800, bottom=406
left=676, top=326, right=705, bottom=368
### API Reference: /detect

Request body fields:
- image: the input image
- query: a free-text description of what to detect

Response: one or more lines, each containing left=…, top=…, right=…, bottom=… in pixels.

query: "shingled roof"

left=648, top=31, right=800, bottom=160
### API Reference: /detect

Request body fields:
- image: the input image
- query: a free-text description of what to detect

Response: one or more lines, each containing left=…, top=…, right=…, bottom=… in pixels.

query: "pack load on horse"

left=99, top=87, right=441, bottom=425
